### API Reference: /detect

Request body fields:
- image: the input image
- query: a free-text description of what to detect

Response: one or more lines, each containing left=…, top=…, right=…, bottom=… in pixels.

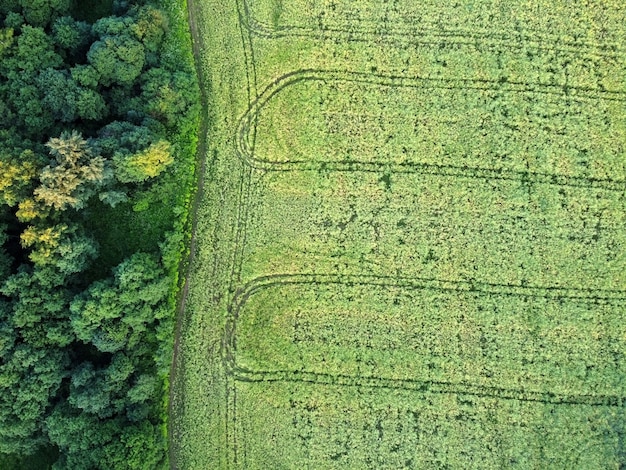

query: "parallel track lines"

left=240, top=1, right=624, bottom=60
left=225, top=1, right=262, bottom=464
left=235, top=69, right=626, bottom=192
left=224, top=273, right=626, bottom=407
left=221, top=4, right=626, bottom=462
left=233, top=368, right=625, bottom=408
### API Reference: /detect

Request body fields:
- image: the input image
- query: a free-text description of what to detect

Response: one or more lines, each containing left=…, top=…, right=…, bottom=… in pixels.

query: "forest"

left=0, top=0, right=198, bottom=468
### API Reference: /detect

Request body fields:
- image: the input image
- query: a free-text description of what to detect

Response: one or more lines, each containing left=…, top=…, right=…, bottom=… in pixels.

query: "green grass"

left=171, top=0, right=626, bottom=467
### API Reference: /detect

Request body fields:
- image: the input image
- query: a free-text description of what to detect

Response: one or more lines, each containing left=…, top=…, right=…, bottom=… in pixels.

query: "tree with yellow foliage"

left=34, top=131, right=107, bottom=210
left=0, top=151, right=38, bottom=207
left=20, top=223, right=97, bottom=273
left=113, top=140, right=173, bottom=183
left=15, top=198, right=47, bottom=222
left=20, top=225, right=67, bottom=262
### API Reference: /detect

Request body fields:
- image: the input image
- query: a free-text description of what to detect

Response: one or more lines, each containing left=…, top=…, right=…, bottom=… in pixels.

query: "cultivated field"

left=171, top=0, right=626, bottom=468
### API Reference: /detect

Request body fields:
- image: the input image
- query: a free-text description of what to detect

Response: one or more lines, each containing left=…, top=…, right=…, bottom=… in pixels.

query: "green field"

left=171, top=0, right=626, bottom=467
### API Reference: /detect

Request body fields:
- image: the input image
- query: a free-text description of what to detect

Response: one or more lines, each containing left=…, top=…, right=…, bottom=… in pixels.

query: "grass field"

left=171, top=0, right=626, bottom=467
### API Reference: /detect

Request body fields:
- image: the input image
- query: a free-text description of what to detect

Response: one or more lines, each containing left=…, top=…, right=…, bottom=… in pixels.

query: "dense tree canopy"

left=0, top=0, right=199, bottom=467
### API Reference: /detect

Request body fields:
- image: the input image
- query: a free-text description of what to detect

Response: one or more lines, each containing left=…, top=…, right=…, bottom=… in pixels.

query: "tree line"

left=0, top=0, right=199, bottom=467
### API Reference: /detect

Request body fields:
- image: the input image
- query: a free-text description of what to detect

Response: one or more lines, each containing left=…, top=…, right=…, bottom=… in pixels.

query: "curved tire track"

left=179, top=1, right=626, bottom=465
left=223, top=272, right=626, bottom=407
left=235, top=69, right=626, bottom=192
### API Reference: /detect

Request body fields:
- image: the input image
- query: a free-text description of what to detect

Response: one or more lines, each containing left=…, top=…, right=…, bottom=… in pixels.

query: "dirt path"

left=167, top=0, right=208, bottom=468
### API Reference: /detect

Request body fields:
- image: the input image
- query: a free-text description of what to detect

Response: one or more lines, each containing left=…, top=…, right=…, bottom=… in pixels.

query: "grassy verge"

left=155, top=0, right=201, bottom=461
left=169, top=0, right=250, bottom=465
left=83, top=1, right=201, bottom=453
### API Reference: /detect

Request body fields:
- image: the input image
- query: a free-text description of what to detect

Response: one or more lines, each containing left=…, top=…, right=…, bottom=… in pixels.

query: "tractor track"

left=239, top=0, right=624, bottom=60
left=222, top=273, right=626, bottom=408
left=178, top=1, right=626, bottom=466
left=235, top=69, right=626, bottom=194
left=233, top=367, right=625, bottom=408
